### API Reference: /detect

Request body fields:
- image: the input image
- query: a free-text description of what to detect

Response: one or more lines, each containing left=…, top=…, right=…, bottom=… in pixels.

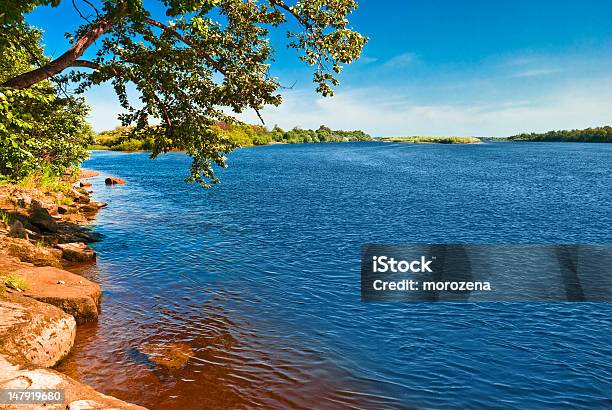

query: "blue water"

left=60, top=142, right=611, bottom=409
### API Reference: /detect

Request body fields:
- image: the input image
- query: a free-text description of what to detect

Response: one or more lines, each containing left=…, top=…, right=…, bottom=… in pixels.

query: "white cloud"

left=89, top=81, right=612, bottom=137
left=356, top=56, right=379, bottom=64
left=239, top=79, right=612, bottom=137
left=83, top=50, right=612, bottom=137
left=381, top=52, right=418, bottom=69
left=510, top=68, right=562, bottom=78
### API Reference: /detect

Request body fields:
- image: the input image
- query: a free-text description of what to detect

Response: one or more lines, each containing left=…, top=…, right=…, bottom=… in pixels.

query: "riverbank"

left=0, top=171, right=145, bottom=409
left=380, top=136, right=482, bottom=144
left=508, top=125, right=612, bottom=142
left=89, top=124, right=372, bottom=152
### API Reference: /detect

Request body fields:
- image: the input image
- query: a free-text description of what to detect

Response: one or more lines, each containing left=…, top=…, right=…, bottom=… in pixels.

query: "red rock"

left=79, top=169, right=100, bottom=179
left=69, top=189, right=90, bottom=204
left=0, top=355, right=146, bottom=409
left=57, top=242, right=96, bottom=263
left=16, top=266, right=102, bottom=323
left=57, top=204, right=71, bottom=214
left=0, top=293, right=76, bottom=367
left=79, top=181, right=92, bottom=187
left=137, top=342, right=194, bottom=370
left=29, top=202, right=59, bottom=233
left=105, top=177, right=126, bottom=185
left=8, top=220, right=27, bottom=239
left=0, top=237, right=63, bottom=267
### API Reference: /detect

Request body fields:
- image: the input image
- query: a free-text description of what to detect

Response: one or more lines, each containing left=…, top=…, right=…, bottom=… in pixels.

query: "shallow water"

left=57, top=142, right=612, bottom=409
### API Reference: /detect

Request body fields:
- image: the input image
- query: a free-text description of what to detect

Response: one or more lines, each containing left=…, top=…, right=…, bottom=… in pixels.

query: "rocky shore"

left=0, top=170, right=146, bottom=409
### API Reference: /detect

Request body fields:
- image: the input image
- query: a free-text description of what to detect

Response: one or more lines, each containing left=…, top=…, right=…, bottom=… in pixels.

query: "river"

left=57, top=142, right=612, bottom=409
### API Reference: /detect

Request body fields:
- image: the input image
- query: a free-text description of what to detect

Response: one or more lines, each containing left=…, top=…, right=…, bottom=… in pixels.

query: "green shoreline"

left=90, top=124, right=373, bottom=152
left=380, top=136, right=482, bottom=144
left=89, top=124, right=612, bottom=152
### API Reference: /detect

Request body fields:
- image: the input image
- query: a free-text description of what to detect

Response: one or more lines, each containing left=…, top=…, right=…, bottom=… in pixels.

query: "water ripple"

left=56, top=143, right=612, bottom=409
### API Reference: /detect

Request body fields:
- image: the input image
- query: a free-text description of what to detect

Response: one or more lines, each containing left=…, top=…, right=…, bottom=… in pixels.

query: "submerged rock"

left=79, top=181, right=92, bottom=188
left=105, top=177, right=127, bottom=185
left=137, top=342, right=194, bottom=370
left=0, top=293, right=76, bottom=367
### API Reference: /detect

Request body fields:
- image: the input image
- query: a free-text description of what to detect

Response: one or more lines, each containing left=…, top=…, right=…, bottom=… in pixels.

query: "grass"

left=0, top=273, right=29, bottom=292
left=57, top=197, right=73, bottom=206
left=0, top=210, right=13, bottom=225
left=380, top=136, right=481, bottom=144
left=16, top=166, right=72, bottom=193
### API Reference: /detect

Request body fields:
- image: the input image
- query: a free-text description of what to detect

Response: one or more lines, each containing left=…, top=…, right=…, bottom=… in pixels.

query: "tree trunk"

left=1, top=18, right=113, bottom=89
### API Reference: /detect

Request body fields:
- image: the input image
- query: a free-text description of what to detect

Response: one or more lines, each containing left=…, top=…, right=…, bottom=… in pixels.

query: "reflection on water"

left=57, top=143, right=612, bottom=409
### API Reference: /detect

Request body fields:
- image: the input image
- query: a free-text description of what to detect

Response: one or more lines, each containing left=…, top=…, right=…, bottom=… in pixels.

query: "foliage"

left=0, top=24, right=93, bottom=181
left=381, top=136, right=481, bottom=144
left=209, top=123, right=373, bottom=146
left=272, top=125, right=372, bottom=144
left=509, top=126, right=612, bottom=142
left=478, top=136, right=509, bottom=142
left=93, top=123, right=372, bottom=150
left=0, top=1, right=60, bottom=27
left=2, top=0, right=367, bottom=186
left=92, top=126, right=155, bottom=151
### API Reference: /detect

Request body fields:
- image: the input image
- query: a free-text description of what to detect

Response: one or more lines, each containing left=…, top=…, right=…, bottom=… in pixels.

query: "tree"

left=1, top=0, right=367, bottom=186
left=0, top=24, right=92, bottom=181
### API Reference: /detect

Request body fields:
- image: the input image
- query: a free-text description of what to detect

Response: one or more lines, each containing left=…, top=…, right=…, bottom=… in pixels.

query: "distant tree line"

left=509, top=126, right=612, bottom=142
left=380, top=136, right=480, bottom=144
left=91, top=124, right=372, bottom=151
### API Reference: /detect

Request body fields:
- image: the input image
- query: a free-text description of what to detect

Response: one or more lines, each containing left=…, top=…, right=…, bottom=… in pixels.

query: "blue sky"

left=28, top=0, right=612, bottom=136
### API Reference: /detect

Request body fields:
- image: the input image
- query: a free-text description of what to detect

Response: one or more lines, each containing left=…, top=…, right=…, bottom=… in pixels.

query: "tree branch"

left=269, top=0, right=313, bottom=30
left=269, top=1, right=324, bottom=71
left=81, top=0, right=100, bottom=18
left=143, top=17, right=226, bottom=75
left=2, top=17, right=114, bottom=89
left=72, top=0, right=92, bottom=23
left=254, top=108, right=265, bottom=126
left=71, top=59, right=100, bottom=69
